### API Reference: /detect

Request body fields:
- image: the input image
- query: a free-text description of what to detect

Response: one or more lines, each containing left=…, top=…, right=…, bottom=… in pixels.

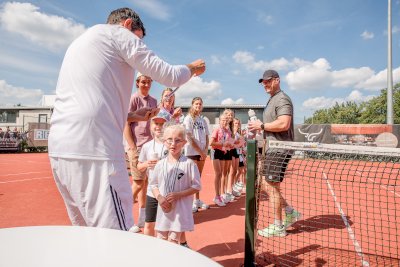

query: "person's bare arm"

left=123, top=122, right=136, bottom=150
left=248, top=115, right=291, bottom=133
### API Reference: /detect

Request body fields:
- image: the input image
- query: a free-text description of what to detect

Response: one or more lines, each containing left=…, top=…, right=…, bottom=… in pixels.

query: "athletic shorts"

left=127, top=148, right=146, bottom=180
left=231, top=149, right=239, bottom=159
left=239, top=161, right=244, bottom=168
left=145, top=195, right=158, bottom=223
left=187, top=155, right=201, bottom=161
left=211, top=149, right=225, bottom=160
left=223, top=149, right=232, bottom=160
left=264, top=152, right=292, bottom=183
left=49, top=157, right=134, bottom=231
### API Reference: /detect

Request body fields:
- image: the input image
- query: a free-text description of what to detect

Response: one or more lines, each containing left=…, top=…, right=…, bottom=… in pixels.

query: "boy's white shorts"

left=49, top=157, right=134, bottom=231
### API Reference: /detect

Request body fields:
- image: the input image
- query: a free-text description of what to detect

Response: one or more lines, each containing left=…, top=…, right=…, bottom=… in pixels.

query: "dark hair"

left=107, top=7, right=146, bottom=37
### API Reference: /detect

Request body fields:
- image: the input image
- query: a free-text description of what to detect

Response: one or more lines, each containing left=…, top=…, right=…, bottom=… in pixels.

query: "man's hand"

left=187, top=59, right=206, bottom=77
left=248, top=119, right=263, bottom=132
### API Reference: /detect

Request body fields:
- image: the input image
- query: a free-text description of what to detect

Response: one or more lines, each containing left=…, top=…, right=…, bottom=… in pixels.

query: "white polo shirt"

left=49, top=24, right=191, bottom=160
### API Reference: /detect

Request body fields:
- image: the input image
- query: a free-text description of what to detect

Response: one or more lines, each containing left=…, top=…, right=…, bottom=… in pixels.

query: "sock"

left=138, top=208, right=146, bottom=223
left=285, top=206, right=294, bottom=214
left=274, top=219, right=282, bottom=226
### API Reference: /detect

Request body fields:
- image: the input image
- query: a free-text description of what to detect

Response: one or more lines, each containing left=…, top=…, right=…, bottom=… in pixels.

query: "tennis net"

left=246, top=140, right=400, bottom=267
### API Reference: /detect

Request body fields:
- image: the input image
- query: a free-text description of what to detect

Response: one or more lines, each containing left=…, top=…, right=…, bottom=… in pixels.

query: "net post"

left=244, top=140, right=257, bottom=267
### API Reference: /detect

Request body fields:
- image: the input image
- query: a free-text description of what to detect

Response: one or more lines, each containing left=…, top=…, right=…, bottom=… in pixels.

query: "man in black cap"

left=248, top=69, right=301, bottom=237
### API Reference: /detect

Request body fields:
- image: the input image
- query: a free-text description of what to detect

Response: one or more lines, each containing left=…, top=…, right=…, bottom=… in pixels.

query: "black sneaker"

left=180, top=242, right=191, bottom=249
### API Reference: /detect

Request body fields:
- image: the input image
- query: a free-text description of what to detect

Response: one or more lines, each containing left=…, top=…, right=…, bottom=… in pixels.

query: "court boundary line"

left=0, top=171, right=48, bottom=177
left=356, top=170, right=400, bottom=198
left=0, top=177, right=53, bottom=184
left=321, top=170, right=370, bottom=267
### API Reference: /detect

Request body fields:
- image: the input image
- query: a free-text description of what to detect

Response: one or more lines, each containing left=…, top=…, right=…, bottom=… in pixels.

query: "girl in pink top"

left=210, top=114, right=233, bottom=207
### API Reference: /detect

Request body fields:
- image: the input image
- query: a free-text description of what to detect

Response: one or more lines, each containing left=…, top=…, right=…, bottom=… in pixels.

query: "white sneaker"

left=192, top=200, right=199, bottom=213
left=213, top=196, right=226, bottom=207
left=128, top=225, right=140, bottom=233
left=225, top=193, right=235, bottom=202
left=232, top=189, right=241, bottom=197
left=197, top=199, right=209, bottom=209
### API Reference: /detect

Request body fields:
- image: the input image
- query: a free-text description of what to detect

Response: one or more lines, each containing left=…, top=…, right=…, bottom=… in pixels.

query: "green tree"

left=305, top=83, right=400, bottom=124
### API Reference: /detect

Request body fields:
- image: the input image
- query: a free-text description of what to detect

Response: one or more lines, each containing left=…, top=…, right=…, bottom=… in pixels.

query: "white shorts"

left=49, top=157, right=134, bottom=231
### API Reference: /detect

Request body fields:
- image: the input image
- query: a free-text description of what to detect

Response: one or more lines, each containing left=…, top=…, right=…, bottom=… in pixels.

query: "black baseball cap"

left=258, top=70, right=279, bottom=83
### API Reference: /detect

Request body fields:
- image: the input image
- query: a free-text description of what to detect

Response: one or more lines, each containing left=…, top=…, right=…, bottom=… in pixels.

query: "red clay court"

left=1, top=150, right=399, bottom=267
left=0, top=153, right=245, bottom=267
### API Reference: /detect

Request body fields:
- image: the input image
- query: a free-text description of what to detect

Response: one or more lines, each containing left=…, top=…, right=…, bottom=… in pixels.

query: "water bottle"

left=247, top=109, right=258, bottom=138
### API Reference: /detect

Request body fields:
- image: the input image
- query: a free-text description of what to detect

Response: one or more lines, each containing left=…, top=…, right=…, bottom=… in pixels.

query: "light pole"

left=387, top=0, right=394, bottom=124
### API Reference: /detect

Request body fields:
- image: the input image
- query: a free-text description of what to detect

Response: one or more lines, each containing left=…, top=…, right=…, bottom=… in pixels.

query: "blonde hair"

left=163, top=123, right=186, bottom=140
left=233, top=117, right=242, bottom=135
left=161, top=88, right=175, bottom=111
left=223, top=109, right=234, bottom=136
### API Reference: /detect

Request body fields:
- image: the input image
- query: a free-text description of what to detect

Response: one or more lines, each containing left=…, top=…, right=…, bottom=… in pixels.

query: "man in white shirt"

left=48, top=7, right=205, bottom=231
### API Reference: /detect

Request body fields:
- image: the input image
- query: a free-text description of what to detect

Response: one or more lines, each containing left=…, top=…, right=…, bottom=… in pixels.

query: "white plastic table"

left=0, top=226, right=222, bottom=267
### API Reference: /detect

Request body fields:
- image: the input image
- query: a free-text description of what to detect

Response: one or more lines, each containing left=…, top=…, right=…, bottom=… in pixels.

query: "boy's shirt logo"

left=177, top=173, right=184, bottom=180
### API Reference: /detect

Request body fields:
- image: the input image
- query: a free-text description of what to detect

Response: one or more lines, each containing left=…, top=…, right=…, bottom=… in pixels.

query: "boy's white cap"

left=136, top=72, right=152, bottom=80
left=152, top=112, right=168, bottom=123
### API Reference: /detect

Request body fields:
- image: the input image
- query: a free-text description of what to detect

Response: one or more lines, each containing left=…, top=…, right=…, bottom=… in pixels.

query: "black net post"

left=244, top=140, right=257, bottom=267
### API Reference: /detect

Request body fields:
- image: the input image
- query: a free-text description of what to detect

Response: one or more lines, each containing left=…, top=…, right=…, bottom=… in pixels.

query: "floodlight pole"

left=387, top=0, right=394, bottom=124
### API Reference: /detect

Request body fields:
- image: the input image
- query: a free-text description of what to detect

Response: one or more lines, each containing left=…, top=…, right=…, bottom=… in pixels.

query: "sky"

left=0, top=0, right=399, bottom=123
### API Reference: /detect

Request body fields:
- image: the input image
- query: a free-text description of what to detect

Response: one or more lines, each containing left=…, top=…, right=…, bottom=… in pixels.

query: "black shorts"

left=264, top=152, right=292, bottom=183
left=211, top=149, right=225, bottom=160
left=187, top=155, right=201, bottom=161
left=239, top=161, right=244, bottom=167
left=231, top=149, right=239, bottom=159
left=145, top=195, right=158, bottom=223
left=223, top=149, right=232, bottom=160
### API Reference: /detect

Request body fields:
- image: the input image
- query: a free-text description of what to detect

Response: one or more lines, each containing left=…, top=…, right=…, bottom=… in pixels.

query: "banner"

left=34, top=129, right=50, bottom=140
left=295, top=124, right=400, bottom=148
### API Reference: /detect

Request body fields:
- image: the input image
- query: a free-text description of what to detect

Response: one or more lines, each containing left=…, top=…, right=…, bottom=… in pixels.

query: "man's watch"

left=260, top=123, right=265, bottom=131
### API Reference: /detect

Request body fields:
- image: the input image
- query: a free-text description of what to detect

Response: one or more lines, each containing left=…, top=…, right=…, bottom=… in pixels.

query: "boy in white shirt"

left=136, top=114, right=169, bottom=236
left=150, top=124, right=201, bottom=243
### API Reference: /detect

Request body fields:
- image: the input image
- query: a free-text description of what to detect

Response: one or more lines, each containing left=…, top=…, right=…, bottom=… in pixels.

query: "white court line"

left=356, top=170, right=400, bottom=198
left=322, top=171, right=370, bottom=267
left=0, top=171, right=47, bottom=177
left=0, top=177, right=52, bottom=184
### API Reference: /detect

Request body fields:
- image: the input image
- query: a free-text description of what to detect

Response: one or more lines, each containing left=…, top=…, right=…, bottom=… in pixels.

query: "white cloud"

left=211, top=55, right=221, bottom=64
left=286, top=58, right=375, bottom=91
left=286, top=58, right=333, bottom=90
left=361, top=30, right=374, bottom=40
left=232, top=70, right=241, bottom=76
left=0, top=2, right=86, bottom=51
left=0, top=80, right=43, bottom=106
left=130, top=0, right=171, bottom=21
left=356, top=66, right=400, bottom=91
left=175, top=76, right=222, bottom=105
left=233, top=50, right=311, bottom=72
left=302, top=90, right=376, bottom=110
left=384, top=25, right=400, bottom=35
left=257, top=45, right=264, bottom=50
left=232, top=50, right=307, bottom=72
left=257, top=12, right=273, bottom=25
left=221, top=98, right=245, bottom=105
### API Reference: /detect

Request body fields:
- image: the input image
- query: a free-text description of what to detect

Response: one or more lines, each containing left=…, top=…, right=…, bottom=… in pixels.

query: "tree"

left=305, top=83, right=400, bottom=124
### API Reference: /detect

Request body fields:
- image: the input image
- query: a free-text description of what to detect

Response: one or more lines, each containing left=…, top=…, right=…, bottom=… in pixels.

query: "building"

left=0, top=98, right=265, bottom=149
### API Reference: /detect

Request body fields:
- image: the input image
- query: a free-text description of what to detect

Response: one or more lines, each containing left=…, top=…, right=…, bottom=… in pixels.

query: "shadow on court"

left=197, top=238, right=245, bottom=267
left=286, top=214, right=353, bottom=234
left=193, top=195, right=246, bottom=225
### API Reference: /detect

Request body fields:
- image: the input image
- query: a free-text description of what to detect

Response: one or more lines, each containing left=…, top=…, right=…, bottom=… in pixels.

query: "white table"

left=0, top=226, right=221, bottom=267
